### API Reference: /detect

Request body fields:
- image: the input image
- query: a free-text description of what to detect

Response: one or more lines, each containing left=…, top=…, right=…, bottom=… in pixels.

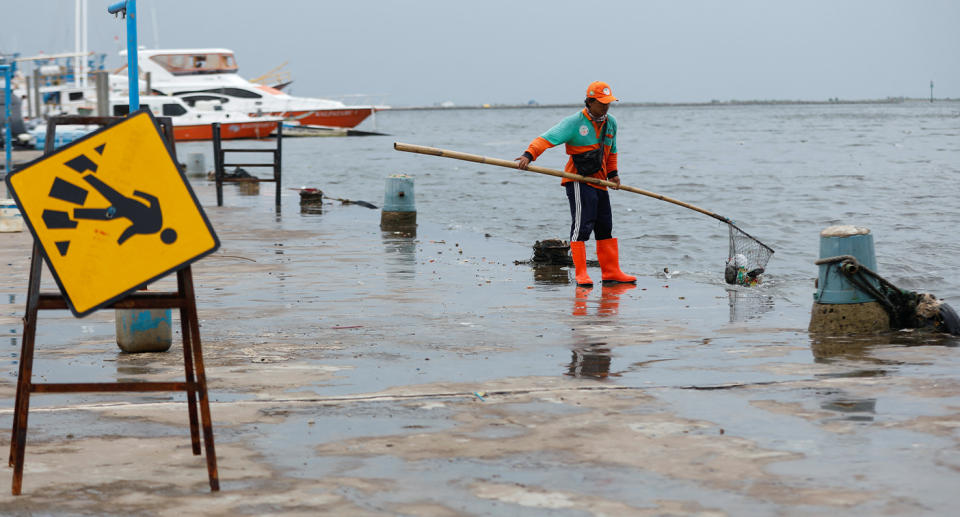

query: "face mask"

left=585, top=101, right=607, bottom=123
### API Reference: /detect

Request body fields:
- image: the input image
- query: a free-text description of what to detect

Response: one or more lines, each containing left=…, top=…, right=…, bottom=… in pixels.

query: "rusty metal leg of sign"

left=9, top=246, right=42, bottom=495
left=181, top=266, right=219, bottom=490
left=11, top=127, right=56, bottom=477
left=177, top=270, right=202, bottom=456
left=8, top=244, right=41, bottom=468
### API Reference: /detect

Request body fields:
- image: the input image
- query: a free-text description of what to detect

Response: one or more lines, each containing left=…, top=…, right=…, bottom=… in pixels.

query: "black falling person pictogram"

left=72, top=175, right=178, bottom=245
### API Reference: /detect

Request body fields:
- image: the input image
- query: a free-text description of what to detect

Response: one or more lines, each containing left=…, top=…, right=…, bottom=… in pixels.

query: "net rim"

left=729, top=222, right=775, bottom=255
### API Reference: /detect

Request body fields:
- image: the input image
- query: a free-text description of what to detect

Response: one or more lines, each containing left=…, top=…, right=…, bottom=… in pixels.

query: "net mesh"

left=725, top=223, right=774, bottom=287
left=727, top=289, right=775, bottom=323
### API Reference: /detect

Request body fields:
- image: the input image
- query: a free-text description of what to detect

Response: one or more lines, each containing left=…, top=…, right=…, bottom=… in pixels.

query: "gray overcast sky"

left=2, top=0, right=958, bottom=105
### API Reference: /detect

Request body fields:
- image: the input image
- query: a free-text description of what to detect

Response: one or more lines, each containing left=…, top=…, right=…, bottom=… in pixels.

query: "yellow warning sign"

left=4, top=110, right=219, bottom=317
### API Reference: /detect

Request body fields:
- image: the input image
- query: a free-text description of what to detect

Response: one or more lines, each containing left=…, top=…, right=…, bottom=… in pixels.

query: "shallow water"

left=178, top=101, right=960, bottom=309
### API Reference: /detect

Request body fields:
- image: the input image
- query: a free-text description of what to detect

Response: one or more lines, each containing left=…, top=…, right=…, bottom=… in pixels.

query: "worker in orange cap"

left=515, top=81, right=636, bottom=286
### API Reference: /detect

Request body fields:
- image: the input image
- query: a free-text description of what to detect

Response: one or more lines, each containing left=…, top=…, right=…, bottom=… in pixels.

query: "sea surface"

left=180, top=101, right=960, bottom=309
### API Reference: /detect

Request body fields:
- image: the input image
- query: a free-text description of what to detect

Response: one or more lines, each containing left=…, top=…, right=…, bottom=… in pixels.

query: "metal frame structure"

left=213, top=121, right=283, bottom=208
left=7, top=116, right=219, bottom=495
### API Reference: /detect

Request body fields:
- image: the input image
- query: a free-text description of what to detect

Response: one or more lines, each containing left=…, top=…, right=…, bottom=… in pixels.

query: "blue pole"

left=2, top=65, right=11, bottom=177
left=108, top=0, right=138, bottom=111
left=126, top=0, right=138, bottom=111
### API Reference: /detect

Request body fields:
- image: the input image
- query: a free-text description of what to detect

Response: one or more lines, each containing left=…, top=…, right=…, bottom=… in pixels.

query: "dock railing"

left=212, top=121, right=283, bottom=208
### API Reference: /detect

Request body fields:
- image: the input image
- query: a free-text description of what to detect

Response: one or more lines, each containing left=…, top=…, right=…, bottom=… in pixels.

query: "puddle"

left=816, top=370, right=889, bottom=379
left=820, top=397, right=877, bottom=422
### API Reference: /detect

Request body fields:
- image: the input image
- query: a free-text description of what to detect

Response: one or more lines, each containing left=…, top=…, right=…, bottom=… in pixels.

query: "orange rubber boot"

left=597, top=238, right=637, bottom=283
left=570, top=241, right=593, bottom=286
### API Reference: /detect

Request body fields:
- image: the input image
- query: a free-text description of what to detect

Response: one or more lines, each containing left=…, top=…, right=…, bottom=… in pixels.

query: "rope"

left=814, top=255, right=897, bottom=312
left=813, top=255, right=899, bottom=291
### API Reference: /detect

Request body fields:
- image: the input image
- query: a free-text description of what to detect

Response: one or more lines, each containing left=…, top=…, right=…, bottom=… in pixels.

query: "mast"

left=81, top=0, right=88, bottom=88
left=74, top=0, right=81, bottom=87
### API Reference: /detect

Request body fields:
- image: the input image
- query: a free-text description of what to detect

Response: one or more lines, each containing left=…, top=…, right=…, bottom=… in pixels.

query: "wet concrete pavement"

left=1, top=182, right=959, bottom=516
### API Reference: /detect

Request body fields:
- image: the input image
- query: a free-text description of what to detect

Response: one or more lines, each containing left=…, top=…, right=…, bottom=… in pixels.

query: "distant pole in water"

left=930, top=80, right=934, bottom=103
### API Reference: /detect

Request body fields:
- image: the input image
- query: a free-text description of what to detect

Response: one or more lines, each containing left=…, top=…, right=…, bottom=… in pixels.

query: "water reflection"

left=573, top=286, right=591, bottom=316
left=237, top=182, right=260, bottom=196
left=810, top=332, right=958, bottom=377
left=820, top=397, right=877, bottom=421
left=566, top=285, right=637, bottom=378
left=812, top=333, right=957, bottom=360
left=116, top=364, right=164, bottom=383
left=532, top=265, right=571, bottom=285
left=563, top=341, right=671, bottom=379
left=727, top=289, right=774, bottom=323
left=381, top=230, right=418, bottom=278
left=599, top=283, right=635, bottom=316
left=571, top=284, right=637, bottom=317
left=566, top=343, right=615, bottom=378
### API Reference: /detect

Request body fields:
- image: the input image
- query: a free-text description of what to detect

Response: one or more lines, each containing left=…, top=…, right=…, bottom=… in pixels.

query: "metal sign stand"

left=7, top=116, right=219, bottom=495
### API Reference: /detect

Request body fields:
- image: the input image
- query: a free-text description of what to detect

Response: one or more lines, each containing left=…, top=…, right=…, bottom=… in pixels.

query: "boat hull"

left=173, top=120, right=280, bottom=141
left=268, top=108, right=373, bottom=128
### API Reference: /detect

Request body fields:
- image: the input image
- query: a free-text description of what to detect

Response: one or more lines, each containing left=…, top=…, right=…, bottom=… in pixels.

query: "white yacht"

left=131, top=48, right=386, bottom=128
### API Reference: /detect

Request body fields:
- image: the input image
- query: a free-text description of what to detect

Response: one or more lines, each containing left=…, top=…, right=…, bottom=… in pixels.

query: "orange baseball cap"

left=586, top=81, right=618, bottom=103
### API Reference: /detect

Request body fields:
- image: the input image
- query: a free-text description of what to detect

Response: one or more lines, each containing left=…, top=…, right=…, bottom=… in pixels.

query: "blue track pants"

left=566, top=182, right=612, bottom=242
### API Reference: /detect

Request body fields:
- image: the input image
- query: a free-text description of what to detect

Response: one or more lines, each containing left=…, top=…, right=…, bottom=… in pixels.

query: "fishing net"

left=727, top=289, right=775, bottom=323
left=725, top=223, right=774, bottom=287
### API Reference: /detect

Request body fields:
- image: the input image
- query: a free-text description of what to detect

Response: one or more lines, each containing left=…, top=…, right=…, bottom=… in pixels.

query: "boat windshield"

left=149, top=53, right=238, bottom=76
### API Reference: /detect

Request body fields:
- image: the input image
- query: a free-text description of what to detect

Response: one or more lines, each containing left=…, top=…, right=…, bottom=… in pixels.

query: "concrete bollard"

left=0, top=199, right=24, bottom=233
left=809, top=225, right=890, bottom=334
left=115, top=308, right=173, bottom=353
left=380, top=174, right=417, bottom=228
left=185, top=152, right=206, bottom=178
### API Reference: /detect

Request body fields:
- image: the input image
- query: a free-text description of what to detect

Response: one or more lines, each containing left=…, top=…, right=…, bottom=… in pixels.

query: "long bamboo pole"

left=393, top=142, right=733, bottom=225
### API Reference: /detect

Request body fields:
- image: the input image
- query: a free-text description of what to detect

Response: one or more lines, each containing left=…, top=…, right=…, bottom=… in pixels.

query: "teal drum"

left=814, top=226, right=880, bottom=304
left=382, top=174, right=416, bottom=212
left=115, top=308, right=173, bottom=353
left=381, top=174, right=417, bottom=229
